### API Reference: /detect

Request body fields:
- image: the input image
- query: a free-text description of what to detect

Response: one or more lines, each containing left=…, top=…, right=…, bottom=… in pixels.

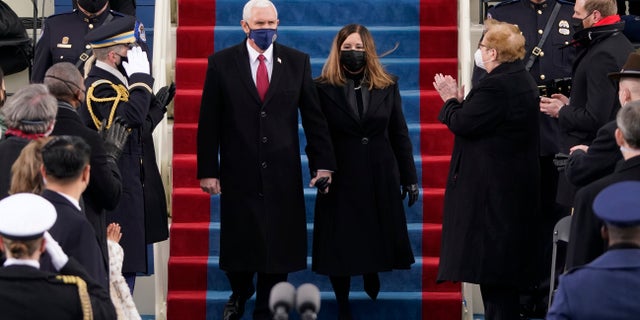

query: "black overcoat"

left=41, top=189, right=110, bottom=290
left=0, top=135, right=29, bottom=199
left=0, top=258, right=115, bottom=319
left=436, top=61, right=542, bottom=286
left=197, top=41, right=336, bottom=273
left=79, top=66, right=159, bottom=273
left=566, top=155, right=640, bottom=269
left=51, top=102, right=122, bottom=274
left=557, top=22, right=633, bottom=152
left=312, top=79, right=416, bottom=276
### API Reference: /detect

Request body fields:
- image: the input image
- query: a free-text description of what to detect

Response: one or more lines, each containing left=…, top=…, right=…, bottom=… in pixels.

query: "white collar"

left=246, top=41, right=274, bottom=63
left=4, top=257, right=40, bottom=269
left=96, top=60, right=129, bottom=87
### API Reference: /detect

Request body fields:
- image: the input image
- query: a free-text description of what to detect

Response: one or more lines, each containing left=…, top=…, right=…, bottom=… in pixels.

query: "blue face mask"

left=248, top=28, right=277, bottom=51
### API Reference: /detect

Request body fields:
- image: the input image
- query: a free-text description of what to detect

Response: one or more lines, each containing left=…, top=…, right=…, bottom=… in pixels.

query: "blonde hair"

left=483, top=19, right=526, bottom=63
left=584, top=0, right=617, bottom=17
left=317, top=24, right=395, bottom=89
left=9, top=137, right=53, bottom=195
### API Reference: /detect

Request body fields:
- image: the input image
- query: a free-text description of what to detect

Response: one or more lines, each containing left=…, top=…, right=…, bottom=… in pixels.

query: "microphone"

left=269, top=282, right=296, bottom=320
left=296, top=283, right=321, bottom=320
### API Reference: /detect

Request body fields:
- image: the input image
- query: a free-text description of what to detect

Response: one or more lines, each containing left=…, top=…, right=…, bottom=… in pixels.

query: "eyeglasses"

left=478, top=43, right=490, bottom=50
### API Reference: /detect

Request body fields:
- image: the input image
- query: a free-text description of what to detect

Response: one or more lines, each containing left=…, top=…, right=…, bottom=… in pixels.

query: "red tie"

left=256, top=54, right=269, bottom=101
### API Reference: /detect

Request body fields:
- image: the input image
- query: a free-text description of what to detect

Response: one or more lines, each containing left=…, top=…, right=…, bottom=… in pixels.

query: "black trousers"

left=226, top=271, right=287, bottom=320
left=480, top=284, right=520, bottom=320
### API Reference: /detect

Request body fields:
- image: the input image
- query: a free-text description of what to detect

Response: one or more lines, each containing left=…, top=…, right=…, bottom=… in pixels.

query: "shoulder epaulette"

left=55, top=275, right=93, bottom=320
left=493, top=0, right=520, bottom=9
left=87, top=79, right=129, bottom=129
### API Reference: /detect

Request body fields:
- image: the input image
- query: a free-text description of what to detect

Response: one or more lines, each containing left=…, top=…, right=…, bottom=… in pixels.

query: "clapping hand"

left=99, top=117, right=131, bottom=162
left=433, top=73, right=464, bottom=103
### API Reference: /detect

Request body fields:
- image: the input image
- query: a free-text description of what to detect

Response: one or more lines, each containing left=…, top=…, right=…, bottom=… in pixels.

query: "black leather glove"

left=553, top=153, right=569, bottom=172
left=155, top=82, right=176, bottom=108
left=402, top=184, right=419, bottom=207
left=314, top=176, right=331, bottom=194
left=99, top=117, right=131, bottom=162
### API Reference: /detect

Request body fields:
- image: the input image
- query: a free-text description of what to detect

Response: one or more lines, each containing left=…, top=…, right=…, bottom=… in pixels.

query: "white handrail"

left=151, top=0, right=174, bottom=318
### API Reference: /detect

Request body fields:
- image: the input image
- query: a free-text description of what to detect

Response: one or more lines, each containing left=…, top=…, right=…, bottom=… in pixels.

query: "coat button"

left=262, top=137, right=268, bottom=143
left=89, top=24, right=94, bottom=29
left=261, top=161, right=267, bottom=168
left=261, top=111, right=267, bottom=118
left=540, top=74, right=546, bottom=80
left=361, top=137, right=369, bottom=145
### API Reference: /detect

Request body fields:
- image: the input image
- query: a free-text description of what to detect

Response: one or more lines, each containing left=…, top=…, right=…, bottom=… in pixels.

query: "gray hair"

left=44, top=62, right=84, bottom=101
left=0, top=84, right=57, bottom=134
left=242, top=0, right=278, bottom=21
left=617, top=100, right=640, bottom=149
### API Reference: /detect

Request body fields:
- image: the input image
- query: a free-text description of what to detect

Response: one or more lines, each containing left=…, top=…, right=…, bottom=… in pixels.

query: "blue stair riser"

left=206, top=223, right=425, bottom=261
left=213, top=0, right=419, bottom=27
left=204, top=257, right=424, bottom=292
left=208, top=179, right=425, bottom=223
left=213, top=26, right=420, bottom=59
left=206, top=291, right=422, bottom=320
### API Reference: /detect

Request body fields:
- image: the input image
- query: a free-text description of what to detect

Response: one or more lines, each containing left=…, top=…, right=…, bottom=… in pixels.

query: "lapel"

left=233, top=42, right=262, bottom=104
left=264, top=43, right=284, bottom=105
left=318, top=83, right=360, bottom=124
left=367, top=86, right=391, bottom=120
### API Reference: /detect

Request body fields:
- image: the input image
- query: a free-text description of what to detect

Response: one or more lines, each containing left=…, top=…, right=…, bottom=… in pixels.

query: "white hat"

left=0, top=193, right=57, bottom=240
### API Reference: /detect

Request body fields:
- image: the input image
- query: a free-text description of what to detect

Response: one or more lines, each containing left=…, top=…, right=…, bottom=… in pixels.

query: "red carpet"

left=169, top=0, right=460, bottom=318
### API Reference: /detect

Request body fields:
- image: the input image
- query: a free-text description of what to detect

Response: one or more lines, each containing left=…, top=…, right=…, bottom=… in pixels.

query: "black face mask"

left=340, top=50, right=366, bottom=73
left=572, top=18, right=584, bottom=34
left=77, top=0, right=108, bottom=14
left=115, top=53, right=128, bottom=75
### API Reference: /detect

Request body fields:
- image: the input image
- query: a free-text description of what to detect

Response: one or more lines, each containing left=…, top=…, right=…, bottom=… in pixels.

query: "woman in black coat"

left=313, top=24, right=418, bottom=320
left=433, top=19, right=541, bottom=320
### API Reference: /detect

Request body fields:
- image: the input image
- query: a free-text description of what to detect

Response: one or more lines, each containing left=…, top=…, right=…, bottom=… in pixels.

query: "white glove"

left=121, top=46, right=150, bottom=76
left=43, top=231, right=69, bottom=271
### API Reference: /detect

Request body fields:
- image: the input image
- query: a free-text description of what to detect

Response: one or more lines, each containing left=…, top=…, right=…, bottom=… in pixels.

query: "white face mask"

left=474, top=48, right=488, bottom=70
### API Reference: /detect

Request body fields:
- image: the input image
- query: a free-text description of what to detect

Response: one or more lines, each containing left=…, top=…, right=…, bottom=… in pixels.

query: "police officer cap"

left=0, top=193, right=57, bottom=241
left=85, top=15, right=137, bottom=49
left=77, top=0, right=108, bottom=14
left=593, top=181, right=640, bottom=227
left=608, top=52, right=640, bottom=80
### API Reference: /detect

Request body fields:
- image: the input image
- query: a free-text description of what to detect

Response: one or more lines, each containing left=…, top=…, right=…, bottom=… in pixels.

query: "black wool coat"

left=566, top=155, right=640, bottom=269
left=436, top=60, right=542, bottom=286
left=41, top=189, right=110, bottom=290
left=51, top=102, right=122, bottom=273
left=197, top=41, right=336, bottom=273
left=312, top=79, right=417, bottom=276
left=0, top=136, right=29, bottom=199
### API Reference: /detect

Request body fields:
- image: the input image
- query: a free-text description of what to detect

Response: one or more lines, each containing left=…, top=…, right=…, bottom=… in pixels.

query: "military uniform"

left=31, top=9, right=147, bottom=83
left=79, top=16, right=160, bottom=274
left=0, top=193, right=115, bottom=320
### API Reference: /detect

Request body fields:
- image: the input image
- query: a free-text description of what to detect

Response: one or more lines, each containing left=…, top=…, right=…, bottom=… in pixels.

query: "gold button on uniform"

left=538, top=29, right=543, bottom=35
left=89, top=24, right=94, bottom=29
left=85, top=44, right=91, bottom=49
left=539, top=51, right=544, bottom=57
left=540, top=74, right=546, bottom=80
left=537, top=10, right=542, bottom=14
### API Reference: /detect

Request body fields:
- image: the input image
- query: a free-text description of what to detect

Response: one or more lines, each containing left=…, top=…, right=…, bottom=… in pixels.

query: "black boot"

left=330, top=276, right=353, bottom=320
left=363, top=273, right=380, bottom=301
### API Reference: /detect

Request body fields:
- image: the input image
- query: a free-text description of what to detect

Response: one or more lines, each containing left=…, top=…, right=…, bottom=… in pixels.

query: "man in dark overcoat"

left=79, top=16, right=168, bottom=291
left=540, top=0, right=634, bottom=206
left=45, top=62, right=122, bottom=280
left=567, top=79, right=640, bottom=269
left=40, top=135, right=110, bottom=290
left=196, top=1, right=335, bottom=319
